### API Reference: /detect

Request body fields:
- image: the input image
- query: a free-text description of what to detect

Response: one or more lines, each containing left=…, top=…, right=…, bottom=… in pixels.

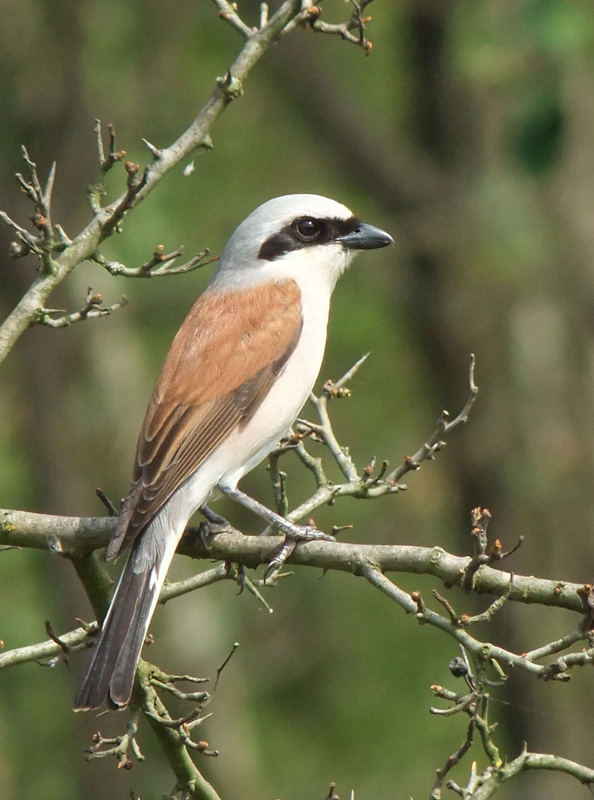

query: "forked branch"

left=1, top=0, right=378, bottom=366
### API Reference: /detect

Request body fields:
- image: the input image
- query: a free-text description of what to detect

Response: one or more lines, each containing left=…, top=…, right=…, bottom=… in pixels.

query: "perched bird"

left=74, top=194, right=393, bottom=711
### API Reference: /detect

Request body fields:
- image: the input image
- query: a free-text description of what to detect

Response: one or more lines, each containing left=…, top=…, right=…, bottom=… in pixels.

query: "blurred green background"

left=2, top=1, right=594, bottom=798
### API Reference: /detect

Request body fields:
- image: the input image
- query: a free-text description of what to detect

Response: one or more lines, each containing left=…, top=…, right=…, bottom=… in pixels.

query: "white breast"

left=215, top=273, right=331, bottom=488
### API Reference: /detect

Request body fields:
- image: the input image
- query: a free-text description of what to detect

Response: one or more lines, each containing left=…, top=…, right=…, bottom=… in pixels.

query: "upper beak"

left=337, top=222, right=394, bottom=250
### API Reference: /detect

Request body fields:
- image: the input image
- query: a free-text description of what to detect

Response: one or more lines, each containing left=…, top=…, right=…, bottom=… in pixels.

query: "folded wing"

left=108, top=278, right=303, bottom=558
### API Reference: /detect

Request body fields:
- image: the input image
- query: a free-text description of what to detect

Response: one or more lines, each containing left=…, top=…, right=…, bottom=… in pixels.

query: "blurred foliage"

left=2, top=1, right=594, bottom=799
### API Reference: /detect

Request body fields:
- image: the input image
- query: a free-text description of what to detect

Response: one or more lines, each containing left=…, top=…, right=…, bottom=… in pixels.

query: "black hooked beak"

left=337, top=221, right=394, bottom=250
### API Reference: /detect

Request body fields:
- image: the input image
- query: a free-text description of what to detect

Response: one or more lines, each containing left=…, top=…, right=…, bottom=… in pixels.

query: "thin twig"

left=94, top=120, right=126, bottom=174
left=85, top=713, right=144, bottom=769
left=34, top=288, right=127, bottom=328
left=92, top=247, right=218, bottom=278
left=385, top=353, right=478, bottom=485
left=309, top=0, right=375, bottom=55
left=212, top=0, right=254, bottom=37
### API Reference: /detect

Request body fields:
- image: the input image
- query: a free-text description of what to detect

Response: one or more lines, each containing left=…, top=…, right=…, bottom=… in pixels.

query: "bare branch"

left=430, top=718, right=475, bottom=798
left=385, top=353, right=478, bottom=485
left=0, top=209, right=43, bottom=257
left=136, top=661, right=223, bottom=800
left=0, top=507, right=588, bottom=614
left=0, top=147, right=61, bottom=270
left=35, top=288, right=127, bottom=328
left=212, top=0, right=254, bottom=37
left=0, top=622, right=95, bottom=669
left=84, top=713, right=143, bottom=769
left=309, top=0, right=376, bottom=56
left=430, top=652, right=594, bottom=798
left=323, top=351, right=370, bottom=395
left=524, top=628, right=589, bottom=662
left=160, top=564, right=229, bottom=604
left=361, top=565, right=592, bottom=684
left=94, top=120, right=126, bottom=174
left=299, top=380, right=361, bottom=482
left=92, top=246, right=218, bottom=278
left=272, top=353, right=476, bottom=531
left=507, top=750, right=594, bottom=791
left=0, top=0, right=305, bottom=365
left=452, top=746, right=594, bottom=798
left=0, top=566, right=230, bottom=672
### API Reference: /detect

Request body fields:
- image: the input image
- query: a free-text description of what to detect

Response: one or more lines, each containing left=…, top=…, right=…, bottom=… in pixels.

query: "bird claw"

left=264, top=524, right=335, bottom=582
left=291, top=524, right=335, bottom=543
left=197, top=506, right=234, bottom=549
left=224, top=561, right=247, bottom=593
left=200, top=505, right=233, bottom=530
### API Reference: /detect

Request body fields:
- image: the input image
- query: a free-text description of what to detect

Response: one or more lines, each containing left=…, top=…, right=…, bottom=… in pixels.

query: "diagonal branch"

left=384, top=353, right=478, bottom=485
left=362, top=565, right=594, bottom=684
left=0, top=0, right=308, bottom=365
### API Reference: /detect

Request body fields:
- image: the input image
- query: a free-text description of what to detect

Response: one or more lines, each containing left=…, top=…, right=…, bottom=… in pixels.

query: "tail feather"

left=109, top=569, right=158, bottom=707
left=73, top=558, right=157, bottom=710
left=75, top=487, right=203, bottom=711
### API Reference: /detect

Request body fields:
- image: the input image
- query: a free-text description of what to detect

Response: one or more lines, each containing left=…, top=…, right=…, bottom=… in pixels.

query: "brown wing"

left=107, top=279, right=303, bottom=559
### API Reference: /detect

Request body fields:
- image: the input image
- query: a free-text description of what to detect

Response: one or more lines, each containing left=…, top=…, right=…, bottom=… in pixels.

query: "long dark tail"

left=73, top=554, right=158, bottom=710
left=73, top=513, right=182, bottom=711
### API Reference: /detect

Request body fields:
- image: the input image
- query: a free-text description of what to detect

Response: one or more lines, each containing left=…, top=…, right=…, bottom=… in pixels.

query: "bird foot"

left=197, top=506, right=235, bottom=548
left=264, top=524, right=335, bottom=581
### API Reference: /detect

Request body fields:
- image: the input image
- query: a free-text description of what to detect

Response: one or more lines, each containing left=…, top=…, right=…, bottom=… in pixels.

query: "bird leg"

left=218, top=485, right=335, bottom=578
left=218, top=485, right=333, bottom=542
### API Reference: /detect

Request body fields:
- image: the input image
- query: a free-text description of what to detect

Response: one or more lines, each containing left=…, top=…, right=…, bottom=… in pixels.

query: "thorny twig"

left=0, top=147, right=62, bottom=271
left=142, top=669, right=219, bottom=757
left=214, top=641, right=239, bottom=689
left=212, top=0, right=255, bottom=37
left=214, top=0, right=379, bottom=57
left=1, top=0, right=326, bottom=369
left=324, top=783, right=341, bottom=800
left=92, top=246, right=218, bottom=278
left=429, top=649, right=501, bottom=798
left=150, top=672, right=210, bottom=704
left=385, top=353, right=478, bottom=485
left=268, top=353, right=477, bottom=529
left=429, top=648, right=594, bottom=798
left=94, top=119, right=126, bottom=175
left=308, top=0, right=376, bottom=56
left=461, top=507, right=523, bottom=591
left=362, top=562, right=594, bottom=684
left=43, top=620, right=70, bottom=667
left=34, top=287, right=127, bottom=328
left=85, top=712, right=144, bottom=770
left=96, top=488, right=119, bottom=517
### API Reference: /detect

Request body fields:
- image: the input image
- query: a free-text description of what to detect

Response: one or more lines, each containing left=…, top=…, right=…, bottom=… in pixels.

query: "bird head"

left=211, top=194, right=393, bottom=292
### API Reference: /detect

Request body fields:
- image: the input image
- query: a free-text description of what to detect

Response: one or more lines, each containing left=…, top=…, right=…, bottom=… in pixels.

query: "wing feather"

left=107, top=279, right=302, bottom=559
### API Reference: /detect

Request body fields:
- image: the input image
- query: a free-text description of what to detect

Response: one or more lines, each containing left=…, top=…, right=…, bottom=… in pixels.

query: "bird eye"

left=294, top=217, right=322, bottom=241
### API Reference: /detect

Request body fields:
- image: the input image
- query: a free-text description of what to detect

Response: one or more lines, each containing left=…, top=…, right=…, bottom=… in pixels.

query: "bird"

left=74, top=193, right=393, bottom=711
